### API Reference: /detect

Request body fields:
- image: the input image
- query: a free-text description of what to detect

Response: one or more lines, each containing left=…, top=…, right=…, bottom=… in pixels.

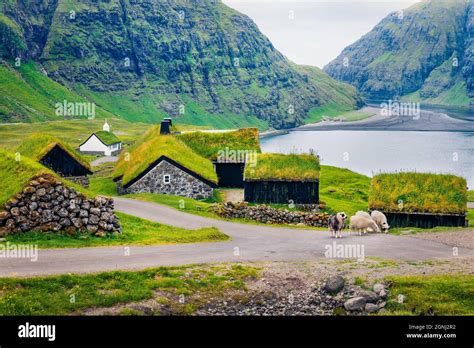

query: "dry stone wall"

left=214, top=202, right=330, bottom=226
left=0, top=174, right=121, bottom=236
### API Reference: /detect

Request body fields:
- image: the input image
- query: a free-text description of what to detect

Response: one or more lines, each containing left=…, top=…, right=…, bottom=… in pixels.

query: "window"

left=163, top=175, right=171, bottom=184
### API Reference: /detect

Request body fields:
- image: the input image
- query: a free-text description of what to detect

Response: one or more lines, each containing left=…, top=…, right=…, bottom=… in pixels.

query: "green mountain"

left=324, top=0, right=473, bottom=106
left=0, top=0, right=362, bottom=128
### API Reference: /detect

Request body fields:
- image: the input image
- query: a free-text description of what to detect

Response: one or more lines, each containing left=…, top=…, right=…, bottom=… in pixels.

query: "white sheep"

left=355, top=211, right=371, bottom=219
left=370, top=210, right=390, bottom=232
left=349, top=215, right=381, bottom=235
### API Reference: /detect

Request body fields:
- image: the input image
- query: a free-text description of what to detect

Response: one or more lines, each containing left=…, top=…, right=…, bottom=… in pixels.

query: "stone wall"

left=213, top=202, right=330, bottom=226
left=0, top=174, right=121, bottom=237
left=124, top=159, right=213, bottom=200
left=64, top=176, right=89, bottom=188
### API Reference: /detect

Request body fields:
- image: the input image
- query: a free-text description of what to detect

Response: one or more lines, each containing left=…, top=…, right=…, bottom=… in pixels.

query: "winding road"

left=1, top=198, right=472, bottom=277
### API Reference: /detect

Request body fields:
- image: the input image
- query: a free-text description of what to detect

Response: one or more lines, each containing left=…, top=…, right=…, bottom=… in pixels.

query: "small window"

left=163, top=175, right=171, bottom=184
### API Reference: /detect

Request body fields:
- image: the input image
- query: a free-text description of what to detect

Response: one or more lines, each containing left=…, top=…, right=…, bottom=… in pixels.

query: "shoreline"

left=292, top=106, right=473, bottom=133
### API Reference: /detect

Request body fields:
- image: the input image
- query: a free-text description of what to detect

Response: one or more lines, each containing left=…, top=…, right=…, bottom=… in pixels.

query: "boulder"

left=359, top=290, right=380, bottom=304
left=365, top=303, right=379, bottom=313
left=344, top=297, right=366, bottom=311
left=323, top=275, right=345, bottom=294
left=373, top=283, right=385, bottom=295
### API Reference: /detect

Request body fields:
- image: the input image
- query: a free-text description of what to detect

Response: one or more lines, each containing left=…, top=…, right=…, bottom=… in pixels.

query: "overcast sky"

left=222, top=0, right=421, bottom=68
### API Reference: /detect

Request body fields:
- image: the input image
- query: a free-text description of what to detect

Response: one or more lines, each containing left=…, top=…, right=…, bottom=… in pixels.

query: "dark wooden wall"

left=215, top=163, right=245, bottom=188
left=40, top=145, right=91, bottom=177
left=384, top=212, right=467, bottom=228
left=244, top=180, right=319, bottom=204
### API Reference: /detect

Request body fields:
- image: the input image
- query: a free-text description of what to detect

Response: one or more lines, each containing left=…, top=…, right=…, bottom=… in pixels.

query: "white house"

left=79, top=121, right=123, bottom=156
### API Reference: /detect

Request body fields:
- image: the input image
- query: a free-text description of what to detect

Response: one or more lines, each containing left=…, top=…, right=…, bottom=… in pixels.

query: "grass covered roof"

left=113, top=126, right=218, bottom=186
left=0, top=150, right=92, bottom=208
left=16, top=134, right=91, bottom=171
left=94, top=130, right=121, bottom=146
left=244, top=153, right=320, bottom=182
left=369, top=172, right=467, bottom=214
left=176, top=128, right=261, bottom=161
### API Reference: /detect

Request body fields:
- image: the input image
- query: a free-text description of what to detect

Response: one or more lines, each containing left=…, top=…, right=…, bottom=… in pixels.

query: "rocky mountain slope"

left=324, top=0, right=473, bottom=106
left=0, top=0, right=362, bottom=128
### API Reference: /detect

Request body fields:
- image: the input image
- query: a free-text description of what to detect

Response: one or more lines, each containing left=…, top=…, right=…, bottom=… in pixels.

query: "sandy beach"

left=298, top=106, right=474, bottom=132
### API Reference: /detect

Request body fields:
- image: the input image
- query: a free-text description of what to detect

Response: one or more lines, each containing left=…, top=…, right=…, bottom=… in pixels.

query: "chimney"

left=160, top=119, right=171, bottom=134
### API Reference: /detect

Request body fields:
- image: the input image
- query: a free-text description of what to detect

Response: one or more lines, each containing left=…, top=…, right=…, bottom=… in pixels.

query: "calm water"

left=260, top=131, right=474, bottom=188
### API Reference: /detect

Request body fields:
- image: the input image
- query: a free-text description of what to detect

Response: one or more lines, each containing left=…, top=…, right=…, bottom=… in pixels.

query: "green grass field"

left=384, top=274, right=474, bottom=315
left=0, top=118, right=150, bottom=151
left=0, top=264, right=258, bottom=315
left=305, top=103, right=354, bottom=124
left=5, top=212, right=229, bottom=248
left=468, top=190, right=474, bottom=202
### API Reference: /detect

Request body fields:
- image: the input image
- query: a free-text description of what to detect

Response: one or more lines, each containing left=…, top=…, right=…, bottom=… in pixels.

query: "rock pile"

left=197, top=275, right=389, bottom=316
left=343, top=282, right=388, bottom=314
left=213, top=202, right=330, bottom=227
left=0, top=173, right=121, bottom=236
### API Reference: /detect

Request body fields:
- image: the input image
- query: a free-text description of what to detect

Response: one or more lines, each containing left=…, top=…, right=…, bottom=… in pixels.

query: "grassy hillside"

left=319, top=165, right=370, bottom=216
left=325, top=0, right=473, bottom=106
left=0, top=61, right=116, bottom=122
left=0, top=0, right=362, bottom=129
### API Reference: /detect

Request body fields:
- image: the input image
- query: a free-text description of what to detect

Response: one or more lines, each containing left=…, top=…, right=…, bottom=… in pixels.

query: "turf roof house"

left=244, top=153, right=320, bottom=204
left=369, top=172, right=468, bottom=228
left=17, top=134, right=92, bottom=187
left=177, top=128, right=261, bottom=188
left=113, top=126, right=219, bottom=199
left=79, top=121, right=122, bottom=156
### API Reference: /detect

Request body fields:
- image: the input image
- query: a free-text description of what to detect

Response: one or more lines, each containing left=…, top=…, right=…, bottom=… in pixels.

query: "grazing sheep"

left=355, top=211, right=371, bottom=219
left=349, top=215, right=381, bottom=235
left=328, top=212, right=347, bottom=238
left=371, top=210, right=390, bottom=232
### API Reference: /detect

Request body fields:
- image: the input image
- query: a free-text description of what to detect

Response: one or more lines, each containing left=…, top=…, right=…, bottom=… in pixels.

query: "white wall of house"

left=80, top=135, right=112, bottom=156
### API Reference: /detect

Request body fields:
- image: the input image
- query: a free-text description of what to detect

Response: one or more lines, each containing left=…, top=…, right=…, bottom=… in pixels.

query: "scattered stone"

left=359, top=290, right=380, bottom=304
left=365, top=303, right=379, bottom=313
left=323, top=275, right=345, bottom=294
left=344, top=297, right=366, bottom=311
left=373, top=283, right=385, bottom=295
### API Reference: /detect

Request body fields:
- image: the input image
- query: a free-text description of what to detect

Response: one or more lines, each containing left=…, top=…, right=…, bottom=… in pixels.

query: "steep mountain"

left=0, top=0, right=362, bottom=128
left=324, top=0, right=473, bottom=106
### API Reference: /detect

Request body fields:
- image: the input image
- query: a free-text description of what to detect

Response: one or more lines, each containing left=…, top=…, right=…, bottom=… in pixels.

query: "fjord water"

left=260, top=130, right=474, bottom=188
